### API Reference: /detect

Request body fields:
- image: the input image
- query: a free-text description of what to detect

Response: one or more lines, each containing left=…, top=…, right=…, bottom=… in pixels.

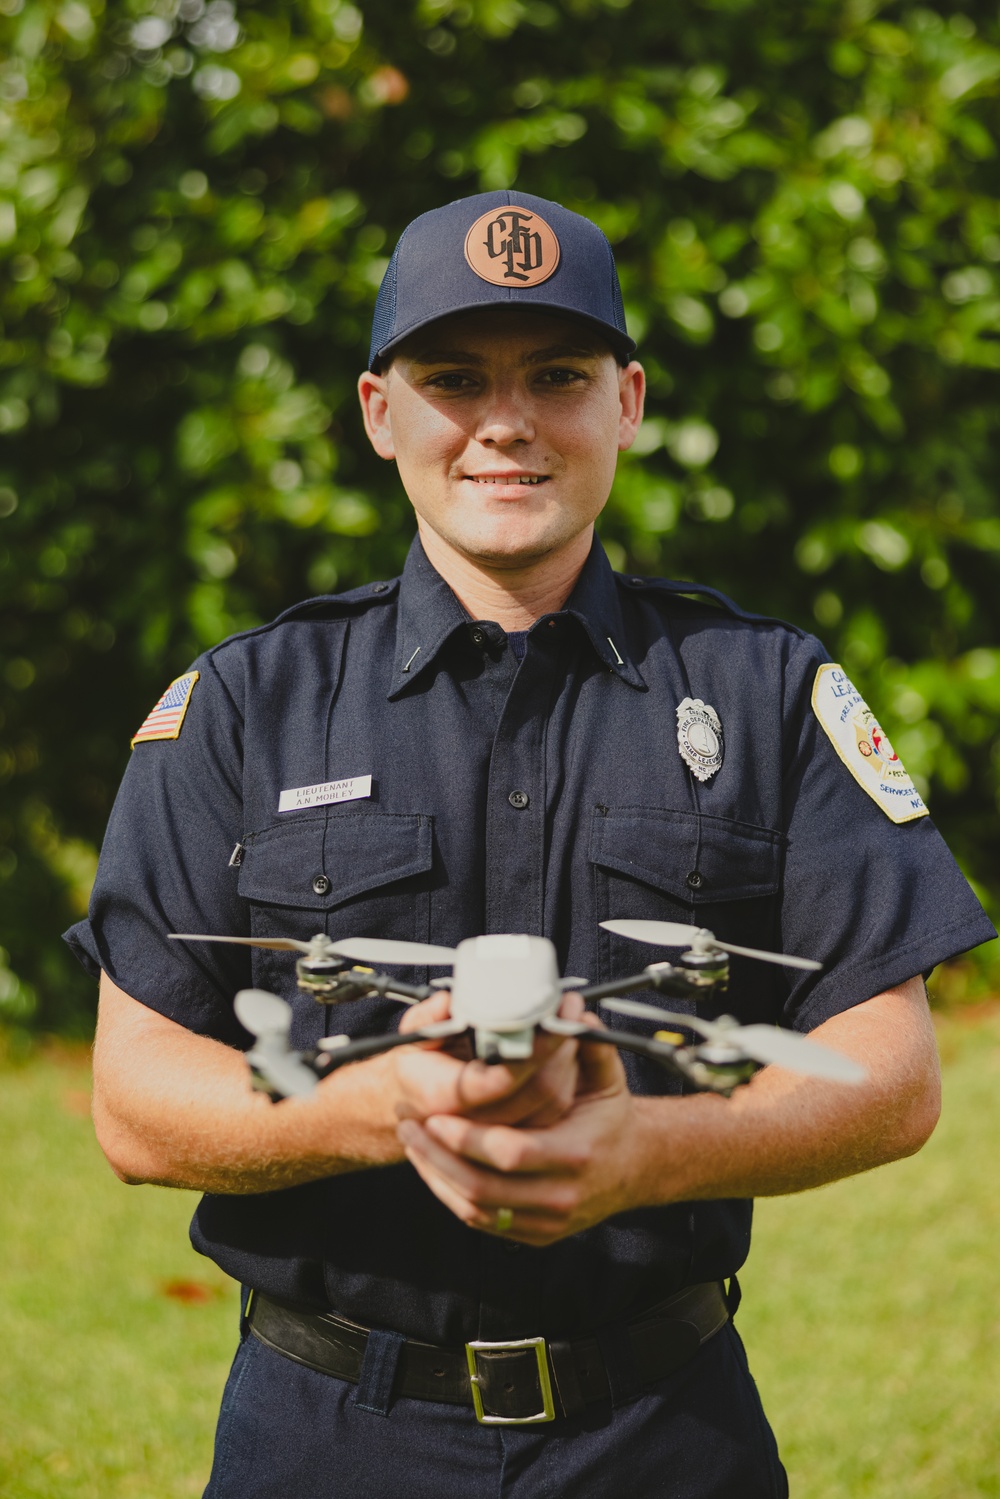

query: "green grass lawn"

left=0, top=1042, right=236, bottom=1498
left=740, top=1007, right=1000, bottom=1499
left=1, top=1012, right=998, bottom=1498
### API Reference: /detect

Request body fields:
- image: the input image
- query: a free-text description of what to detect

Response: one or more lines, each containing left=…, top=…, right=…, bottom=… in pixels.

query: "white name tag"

left=278, top=775, right=372, bottom=813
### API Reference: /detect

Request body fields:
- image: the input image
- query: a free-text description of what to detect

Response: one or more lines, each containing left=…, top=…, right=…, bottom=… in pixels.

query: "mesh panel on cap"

left=368, top=234, right=403, bottom=370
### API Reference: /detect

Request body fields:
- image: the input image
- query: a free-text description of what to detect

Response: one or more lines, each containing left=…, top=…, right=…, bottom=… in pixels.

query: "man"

left=68, top=191, right=994, bottom=1498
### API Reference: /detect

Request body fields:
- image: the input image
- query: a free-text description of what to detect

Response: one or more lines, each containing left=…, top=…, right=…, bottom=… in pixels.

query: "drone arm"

left=372, top=976, right=436, bottom=1005
left=542, top=1018, right=689, bottom=1079
left=577, top=1027, right=687, bottom=1075
left=315, top=1021, right=468, bottom=1073
left=578, top=967, right=708, bottom=1006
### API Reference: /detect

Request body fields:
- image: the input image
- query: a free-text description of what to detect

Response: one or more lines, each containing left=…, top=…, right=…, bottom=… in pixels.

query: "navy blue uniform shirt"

left=67, top=535, right=994, bottom=1345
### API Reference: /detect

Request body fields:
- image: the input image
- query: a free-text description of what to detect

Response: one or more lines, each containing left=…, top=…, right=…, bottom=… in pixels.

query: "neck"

left=416, top=523, right=594, bottom=630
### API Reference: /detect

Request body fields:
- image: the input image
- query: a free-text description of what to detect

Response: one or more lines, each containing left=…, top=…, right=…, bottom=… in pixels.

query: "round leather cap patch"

left=464, top=206, right=561, bottom=287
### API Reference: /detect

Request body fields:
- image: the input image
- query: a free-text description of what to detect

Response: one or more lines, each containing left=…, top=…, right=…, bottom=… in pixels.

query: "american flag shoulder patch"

left=131, top=671, right=200, bottom=749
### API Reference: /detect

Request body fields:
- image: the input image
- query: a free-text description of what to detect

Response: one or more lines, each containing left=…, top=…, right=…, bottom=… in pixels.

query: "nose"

left=474, top=385, right=535, bottom=446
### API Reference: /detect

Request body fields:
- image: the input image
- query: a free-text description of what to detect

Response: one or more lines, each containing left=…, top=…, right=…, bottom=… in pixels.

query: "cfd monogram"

left=485, top=211, right=543, bottom=280
left=464, top=207, right=560, bottom=288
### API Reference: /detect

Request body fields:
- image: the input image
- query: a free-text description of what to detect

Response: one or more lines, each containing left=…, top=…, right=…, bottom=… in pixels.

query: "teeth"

left=473, top=476, right=544, bottom=484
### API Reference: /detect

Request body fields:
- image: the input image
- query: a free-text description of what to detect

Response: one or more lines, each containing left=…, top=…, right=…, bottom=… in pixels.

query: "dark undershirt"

left=507, top=630, right=529, bottom=661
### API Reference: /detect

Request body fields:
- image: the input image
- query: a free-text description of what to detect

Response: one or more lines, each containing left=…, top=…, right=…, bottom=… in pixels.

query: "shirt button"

left=508, top=790, right=530, bottom=810
left=686, top=871, right=704, bottom=891
left=312, top=874, right=331, bottom=895
left=371, top=582, right=389, bottom=594
left=470, top=627, right=486, bottom=646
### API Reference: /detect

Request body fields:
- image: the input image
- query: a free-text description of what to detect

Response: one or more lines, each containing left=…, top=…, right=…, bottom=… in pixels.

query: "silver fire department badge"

left=676, top=697, right=724, bottom=783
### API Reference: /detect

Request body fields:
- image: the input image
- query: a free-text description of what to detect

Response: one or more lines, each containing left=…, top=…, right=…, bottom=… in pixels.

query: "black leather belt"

left=248, top=1281, right=730, bottom=1425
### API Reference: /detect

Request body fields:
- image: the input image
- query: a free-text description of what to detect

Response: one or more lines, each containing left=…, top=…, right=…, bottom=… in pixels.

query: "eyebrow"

left=407, top=342, right=604, bottom=367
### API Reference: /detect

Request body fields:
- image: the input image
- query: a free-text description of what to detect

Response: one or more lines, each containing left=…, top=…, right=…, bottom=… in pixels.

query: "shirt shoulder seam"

left=204, top=581, right=400, bottom=663
left=616, top=573, right=810, bottom=638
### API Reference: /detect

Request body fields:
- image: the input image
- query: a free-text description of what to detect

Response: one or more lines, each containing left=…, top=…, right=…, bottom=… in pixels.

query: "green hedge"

left=2, top=0, right=998, bottom=1030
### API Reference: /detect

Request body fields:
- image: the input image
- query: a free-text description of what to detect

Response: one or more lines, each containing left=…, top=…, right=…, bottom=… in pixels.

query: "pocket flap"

left=239, top=810, right=434, bottom=910
left=590, top=807, right=783, bottom=904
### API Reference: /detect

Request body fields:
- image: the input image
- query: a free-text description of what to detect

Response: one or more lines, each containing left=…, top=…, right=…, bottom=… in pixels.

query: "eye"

left=537, top=366, right=587, bottom=387
left=425, top=371, right=478, bottom=391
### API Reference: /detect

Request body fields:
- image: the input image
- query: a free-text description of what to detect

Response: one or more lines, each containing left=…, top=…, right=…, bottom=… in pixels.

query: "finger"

left=400, top=1131, right=579, bottom=1246
left=393, top=1045, right=485, bottom=1120
left=558, top=990, right=585, bottom=1020
left=397, top=1030, right=579, bottom=1122
left=394, top=1044, right=530, bottom=1120
left=421, top=1113, right=584, bottom=1179
left=576, top=1013, right=630, bottom=1095
left=399, top=1121, right=568, bottom=1220
left=454, top=1058, right=535, bottom=1111
left=398, top=991, right=452, bottom=1034
left=402, top=1146, right=495, bottom=1230
left=466, top=1071, right=576, bottom=1129
left=398, top=1120, right=506, bottom=1206
left=465, top=1042, right=578, bottom=1126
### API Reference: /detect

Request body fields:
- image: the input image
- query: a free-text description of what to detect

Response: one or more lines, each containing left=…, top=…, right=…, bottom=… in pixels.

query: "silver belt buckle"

left=464, top=1336, right=556, bottom=1425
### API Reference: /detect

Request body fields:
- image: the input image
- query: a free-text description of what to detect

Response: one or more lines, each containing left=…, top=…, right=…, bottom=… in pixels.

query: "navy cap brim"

left=371, top=300, right=636, bottom=371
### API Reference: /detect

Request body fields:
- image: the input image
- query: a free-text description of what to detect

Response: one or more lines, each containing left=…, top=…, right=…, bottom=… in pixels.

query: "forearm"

left=93, top=974, right=582, bottom=1195
left=630, top=978, right=941, bottom=1204
left=93, top=977, right=403, bottom=1194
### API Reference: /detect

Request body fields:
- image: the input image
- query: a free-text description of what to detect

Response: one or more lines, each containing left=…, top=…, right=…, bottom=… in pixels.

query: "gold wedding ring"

left=495, top=1206, right=514, bottom=1234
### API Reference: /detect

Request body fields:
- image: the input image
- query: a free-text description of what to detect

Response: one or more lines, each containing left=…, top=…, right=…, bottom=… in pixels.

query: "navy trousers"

left=203, top=1314, right=788, bottom=1499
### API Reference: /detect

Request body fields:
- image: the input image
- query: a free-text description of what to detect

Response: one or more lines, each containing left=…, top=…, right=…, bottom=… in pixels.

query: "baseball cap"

left=368, top=190, right=635, bottom=371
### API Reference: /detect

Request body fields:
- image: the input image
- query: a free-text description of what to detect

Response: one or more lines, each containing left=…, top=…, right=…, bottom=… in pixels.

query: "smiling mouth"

left=468, top=475, right=548, bottom=485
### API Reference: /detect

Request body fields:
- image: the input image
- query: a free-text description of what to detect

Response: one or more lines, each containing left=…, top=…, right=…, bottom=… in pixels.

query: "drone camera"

left=476, top=1026, right=536, bottom=1063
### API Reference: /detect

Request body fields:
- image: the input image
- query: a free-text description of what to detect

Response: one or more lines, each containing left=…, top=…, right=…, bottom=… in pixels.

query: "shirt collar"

left=560, top=536, right=646, bottom=690
left=388, top=536, right=472, bottom=698
left=387, top=532, right=646, bottom=698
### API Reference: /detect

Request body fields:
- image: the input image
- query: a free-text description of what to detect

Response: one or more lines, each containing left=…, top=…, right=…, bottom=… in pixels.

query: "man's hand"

left=397, top=1018, right=642, bottom=1246
left=392, top=990, right=584, bottom=1130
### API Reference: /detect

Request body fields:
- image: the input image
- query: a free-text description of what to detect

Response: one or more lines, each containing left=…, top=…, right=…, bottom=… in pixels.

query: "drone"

left=170, top=921, right=865, bottom=1101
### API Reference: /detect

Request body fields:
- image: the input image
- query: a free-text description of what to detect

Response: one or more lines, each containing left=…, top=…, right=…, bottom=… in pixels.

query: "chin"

left=457, top=528, right=565, bottom=568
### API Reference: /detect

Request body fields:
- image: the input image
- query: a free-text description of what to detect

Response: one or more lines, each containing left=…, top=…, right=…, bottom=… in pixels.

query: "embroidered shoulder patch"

left=812, top=664, right=927, bottom=824
left=131, top=671, right=200, bottom=748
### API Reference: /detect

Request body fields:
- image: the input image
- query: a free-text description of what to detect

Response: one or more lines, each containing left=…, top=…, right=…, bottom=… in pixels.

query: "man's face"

left=358, top=309, right=644, bottom=571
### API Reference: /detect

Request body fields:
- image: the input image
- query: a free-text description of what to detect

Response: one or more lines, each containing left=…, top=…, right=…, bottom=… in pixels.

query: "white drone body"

left=445, top=934, right=580, bottom=1060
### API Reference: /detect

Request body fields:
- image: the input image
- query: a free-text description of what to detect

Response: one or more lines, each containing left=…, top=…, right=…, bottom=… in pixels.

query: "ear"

left=357, top=369, right=395, bottom=460
left=616, top=362, right=646, bottom=452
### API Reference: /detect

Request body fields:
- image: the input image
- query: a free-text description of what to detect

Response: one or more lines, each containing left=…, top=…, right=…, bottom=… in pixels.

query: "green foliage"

left=1, top=0, right=998, bottom=1029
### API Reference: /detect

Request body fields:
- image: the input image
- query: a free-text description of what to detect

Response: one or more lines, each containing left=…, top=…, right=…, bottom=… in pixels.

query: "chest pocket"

left=590, top=806, right=785, bottom=983
left=238, top=809, right=434, bottom=949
